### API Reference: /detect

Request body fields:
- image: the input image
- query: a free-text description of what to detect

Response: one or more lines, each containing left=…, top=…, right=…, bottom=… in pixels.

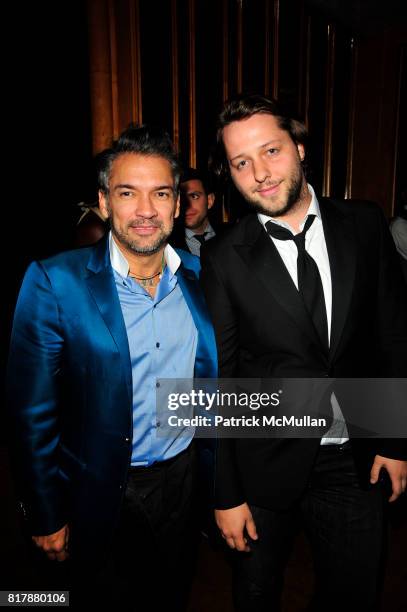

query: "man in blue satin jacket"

left=7, top=124, right=217, bottom=610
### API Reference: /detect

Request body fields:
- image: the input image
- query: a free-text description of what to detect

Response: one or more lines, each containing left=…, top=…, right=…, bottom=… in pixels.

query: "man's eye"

left=119, top=191, right=132, bottom=198
left=156, top=191, right=170, bottom=198
left=191, top=193, right=200, bottom=200
left=267, top=148, right=278, bottom=155
left=236, top=160, right=248, bottom=170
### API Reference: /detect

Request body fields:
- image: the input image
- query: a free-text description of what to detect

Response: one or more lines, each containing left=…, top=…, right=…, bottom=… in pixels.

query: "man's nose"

left=135, top=195, right=157, bottom=217
left=252, top=159, right=271, bottom=184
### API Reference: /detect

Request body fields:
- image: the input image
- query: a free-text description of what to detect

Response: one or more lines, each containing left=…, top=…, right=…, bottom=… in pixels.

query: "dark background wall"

left=88, top=0, right=406, bottom=222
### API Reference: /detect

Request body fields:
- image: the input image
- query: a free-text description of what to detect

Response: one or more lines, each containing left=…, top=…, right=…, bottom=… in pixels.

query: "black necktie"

left=193, top=232, right=207, bottom=245
left=265, top=215, right=329, bottom=350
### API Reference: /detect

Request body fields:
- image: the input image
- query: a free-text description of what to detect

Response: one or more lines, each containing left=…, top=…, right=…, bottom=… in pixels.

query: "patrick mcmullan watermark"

left=155, top=378, right=407, bottom=439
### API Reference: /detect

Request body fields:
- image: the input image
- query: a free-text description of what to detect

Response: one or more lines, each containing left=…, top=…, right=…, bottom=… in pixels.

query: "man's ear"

left=297, top=144, right=305, bottom=162
left=207, top=193, right=215, bottom=210
left=174, top=194, right=181, bottom=219
left=98, top=190, right=110, bottom=220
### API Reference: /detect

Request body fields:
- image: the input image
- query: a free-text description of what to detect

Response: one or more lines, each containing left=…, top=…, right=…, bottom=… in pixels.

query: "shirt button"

left=156, top=421, right=161, bottom=428
left=156, top=342, right=160, bottom=348
left=156, top=382, right=160, bottom=388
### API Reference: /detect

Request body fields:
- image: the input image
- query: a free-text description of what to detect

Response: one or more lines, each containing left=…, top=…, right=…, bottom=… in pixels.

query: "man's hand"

left=215, top=503, right=258, bottom=552
left=32, top=524, right=69, bottom=561
left=370, top=456, right=407, bottom=502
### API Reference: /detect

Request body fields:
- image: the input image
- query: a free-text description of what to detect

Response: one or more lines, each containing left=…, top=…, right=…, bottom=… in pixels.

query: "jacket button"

left=124, top=437, right=130, bottom=443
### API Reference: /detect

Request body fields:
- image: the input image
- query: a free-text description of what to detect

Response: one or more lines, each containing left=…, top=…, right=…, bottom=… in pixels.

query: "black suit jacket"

left=200, top=198, right=407, bottom=510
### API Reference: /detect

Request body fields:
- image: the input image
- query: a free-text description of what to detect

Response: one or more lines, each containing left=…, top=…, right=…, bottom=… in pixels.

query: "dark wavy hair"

left=210, top=94, right=308, bottom=182
left=180, top=167, right=214, bottom=195
left=98, top=124, right=181, bottom=194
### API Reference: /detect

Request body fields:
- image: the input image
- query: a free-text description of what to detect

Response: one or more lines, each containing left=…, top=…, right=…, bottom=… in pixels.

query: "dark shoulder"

left=204, top=214, right=258, bottom=255
left=38, top=242, right=98, bottom=276
left=320, top=198, right=391, bottom=238
left=20, top=244, right=98, bottom=290
left=320, top=197, right=384, bottom=219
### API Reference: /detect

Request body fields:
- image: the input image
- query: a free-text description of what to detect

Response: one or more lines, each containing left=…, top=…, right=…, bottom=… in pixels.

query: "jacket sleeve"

left=7, top=261, right=69, bottom=535
left=200, top=249, right=246, bottom=509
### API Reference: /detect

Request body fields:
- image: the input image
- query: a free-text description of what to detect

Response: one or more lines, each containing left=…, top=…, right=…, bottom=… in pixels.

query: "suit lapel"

left=176, top=263, right=218, bottom=378
left=235, top=215, right=325, bottom=351
left=319, top=198, right=357, bottom=362
left=85, top=237, right=133, bottom=402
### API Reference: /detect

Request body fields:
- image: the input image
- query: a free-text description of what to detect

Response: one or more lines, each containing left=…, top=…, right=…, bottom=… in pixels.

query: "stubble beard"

left=110, top=217, right=173, bottom=255
left=237, top=164, right=307, bottom=218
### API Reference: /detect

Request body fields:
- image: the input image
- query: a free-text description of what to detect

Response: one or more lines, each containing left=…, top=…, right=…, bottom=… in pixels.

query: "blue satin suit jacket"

left=7, top=235, right=217, bottom=565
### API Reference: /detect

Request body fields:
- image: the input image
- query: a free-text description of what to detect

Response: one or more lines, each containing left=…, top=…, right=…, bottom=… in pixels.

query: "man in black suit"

left=200, top=94, right=407, bottom=611
left=172, top=167, right=225, bottom=256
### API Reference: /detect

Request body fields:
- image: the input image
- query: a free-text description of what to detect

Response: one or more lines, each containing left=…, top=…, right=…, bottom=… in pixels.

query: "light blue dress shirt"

left=109, top=234, right=198, bottom=465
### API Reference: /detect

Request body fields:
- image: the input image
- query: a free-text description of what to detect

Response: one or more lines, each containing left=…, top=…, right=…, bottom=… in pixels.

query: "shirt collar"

left=109, top=231, right=181, bottom=278
left=258, top=183, right=321, bottom=233
left=185, top=221, right=215, bottom=239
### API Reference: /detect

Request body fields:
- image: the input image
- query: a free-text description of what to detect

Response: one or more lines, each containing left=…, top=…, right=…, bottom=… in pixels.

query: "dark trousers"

left=70, top=442, right=199, bottom=611
left=232, top=443, right=386, bottom=612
